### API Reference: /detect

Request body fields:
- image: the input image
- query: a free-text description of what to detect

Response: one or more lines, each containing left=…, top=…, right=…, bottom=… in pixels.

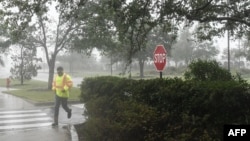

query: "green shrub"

left=78, top=76, right=250, bottom=141
left=184, top=60, right=233, bottom=81
left=80, top=76, right=150, bottom=141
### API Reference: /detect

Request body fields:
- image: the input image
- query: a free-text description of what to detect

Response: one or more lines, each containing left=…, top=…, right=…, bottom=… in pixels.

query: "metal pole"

left=160, top=72, right=162, bottom=79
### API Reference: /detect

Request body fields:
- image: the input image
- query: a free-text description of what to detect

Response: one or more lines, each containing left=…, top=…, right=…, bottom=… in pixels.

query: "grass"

left=1, top=71, right=250, bottom=105
left=0, top=78, right=81, bottom=104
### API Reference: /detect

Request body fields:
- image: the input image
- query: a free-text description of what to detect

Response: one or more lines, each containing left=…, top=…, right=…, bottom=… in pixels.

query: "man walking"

left=52, top=66, right=73, bottom=126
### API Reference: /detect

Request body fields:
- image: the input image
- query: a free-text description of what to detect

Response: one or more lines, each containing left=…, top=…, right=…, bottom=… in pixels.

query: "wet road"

left=0, top=109, right=52, bottom=131
left=0, top=88, right=35, bottom=110
left=0, top=71, right=85, bottom=140
left=0, top=87, right=85, bottom=141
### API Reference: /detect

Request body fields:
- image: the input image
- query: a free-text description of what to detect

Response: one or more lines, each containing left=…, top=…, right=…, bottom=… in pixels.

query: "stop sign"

left=153, top=45, right=167, bottom=72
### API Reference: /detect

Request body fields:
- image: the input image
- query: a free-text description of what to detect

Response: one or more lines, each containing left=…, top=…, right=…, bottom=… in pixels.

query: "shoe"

left=52, top=122, right=58, bottom=126
left=68, top=109, right=72, bottom=119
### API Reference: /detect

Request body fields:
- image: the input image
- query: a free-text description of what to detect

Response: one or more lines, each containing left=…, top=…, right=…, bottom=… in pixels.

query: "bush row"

left=78, top=76, right=250, bottom=141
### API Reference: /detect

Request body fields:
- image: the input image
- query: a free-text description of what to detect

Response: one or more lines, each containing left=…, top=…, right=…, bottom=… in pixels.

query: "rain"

left=0, top=0, right=249, bottom=141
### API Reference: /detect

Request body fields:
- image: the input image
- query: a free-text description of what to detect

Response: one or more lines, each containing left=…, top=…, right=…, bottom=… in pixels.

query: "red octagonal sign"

left=153, top=45, right=167, bottom=72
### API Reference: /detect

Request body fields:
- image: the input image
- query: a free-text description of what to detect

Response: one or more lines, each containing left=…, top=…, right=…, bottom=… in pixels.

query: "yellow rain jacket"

left=52, top=73, right=73, bottom=98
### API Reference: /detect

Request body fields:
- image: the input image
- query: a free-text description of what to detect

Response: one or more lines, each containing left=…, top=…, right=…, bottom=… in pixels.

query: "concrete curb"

left=70, top=125, right=79, bottom=141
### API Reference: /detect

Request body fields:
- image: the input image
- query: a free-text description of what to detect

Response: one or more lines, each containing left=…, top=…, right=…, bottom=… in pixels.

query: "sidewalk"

left=0, top=106, right=84, bottom=141
left=0, top=125, right=75, bottom=141
left=0, top=87, right=85, bottom=141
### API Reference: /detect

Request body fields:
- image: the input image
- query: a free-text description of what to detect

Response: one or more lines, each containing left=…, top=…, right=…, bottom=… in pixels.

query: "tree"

left=140, top=25, right=176, bottom=77
left=102, top=44, right=126, bottom=76
left=56, top=50, right=101, bottom=72
left=184, top=59, right=233, bottom=81
left=70, top=0, right=250, bottom=74
left=3, top=0, right=250, bottom=83
left=73, top=0, right=250, bottom=50
left=192, top=41, right=219, bottom=60
left=74, top=1, right=179, bottom=78
left=221, top=47, right=245, bottom=69
left=164, top=0, right=250, bottom=39
left=68, top=1, right=125, bottom=76
left=171, top=28, right=195, bottom=66
left=236, top=37, right=250, bottom=62
left=0, top=13, right=12, bottom=67
left=3, top=0, right=86, bottom=89
left=10, top=45, right=41, bottom=85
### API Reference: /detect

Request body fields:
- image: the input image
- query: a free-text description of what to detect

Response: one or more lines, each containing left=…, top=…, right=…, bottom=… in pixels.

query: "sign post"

left=153, top=45, right=167, bottom=78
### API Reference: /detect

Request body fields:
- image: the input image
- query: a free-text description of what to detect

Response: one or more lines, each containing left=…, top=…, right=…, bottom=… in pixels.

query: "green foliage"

left=2, top=0, right=250, bottom=84
left=79, top=76, right=250, bottom=141
left=81, top=76, right=150, bottom=140
left=184, top=59, right=233, bottom=81
left=171, top=28, right=194, bottom=65
left=10, top=46, right=42, bottom=84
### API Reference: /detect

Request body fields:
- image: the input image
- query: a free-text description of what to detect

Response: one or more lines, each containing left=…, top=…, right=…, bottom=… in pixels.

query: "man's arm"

left=63, top=74, right=73, bottom=91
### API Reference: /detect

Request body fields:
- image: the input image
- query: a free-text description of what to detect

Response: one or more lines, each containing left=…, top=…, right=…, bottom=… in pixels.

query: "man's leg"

left=61, top=97, right=72, bottom=119
left=52, top=95, right=61, bottom=126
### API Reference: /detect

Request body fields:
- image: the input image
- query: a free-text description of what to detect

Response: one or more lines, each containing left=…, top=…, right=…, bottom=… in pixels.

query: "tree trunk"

left=48, top=57, right=56, bottom=90
left=110, top=54, right=113, bottom=76
left=20, top=47, right=24, bottom=85
left=139, top=59, right=144, bottom=79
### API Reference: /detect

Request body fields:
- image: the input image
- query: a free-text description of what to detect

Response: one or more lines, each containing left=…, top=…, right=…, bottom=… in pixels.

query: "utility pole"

left=227, top=0, right=231, bottom=71
left=227, top=27, right=230, bottom=71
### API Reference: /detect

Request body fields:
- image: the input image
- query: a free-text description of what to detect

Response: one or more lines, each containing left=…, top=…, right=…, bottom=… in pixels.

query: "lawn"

left=1, top=72, right=249, bottom=105
left=0, top=78, right=81, bottom=104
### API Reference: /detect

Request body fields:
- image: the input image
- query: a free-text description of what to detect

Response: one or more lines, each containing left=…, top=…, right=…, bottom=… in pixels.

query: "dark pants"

left=54, top=95, right=70, bottom=119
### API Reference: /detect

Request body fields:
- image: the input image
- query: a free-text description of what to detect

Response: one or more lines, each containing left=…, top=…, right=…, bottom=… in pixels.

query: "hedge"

left=77, top=76, right=250, bottom=141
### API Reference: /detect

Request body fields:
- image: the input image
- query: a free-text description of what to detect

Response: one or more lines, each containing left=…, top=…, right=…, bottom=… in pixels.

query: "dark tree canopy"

left=164, top=0, right=250, bottom=39
left=1, top=0, right=250, bottom=77
left=1, top=0, right=249, bottom=42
